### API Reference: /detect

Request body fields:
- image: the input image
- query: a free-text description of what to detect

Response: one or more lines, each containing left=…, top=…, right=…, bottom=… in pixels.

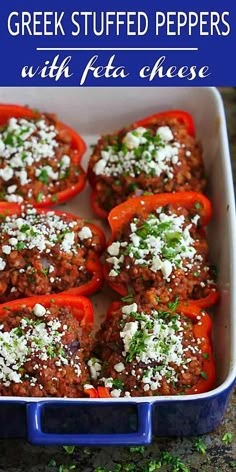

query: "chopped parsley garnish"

left=129, top=183, right=138, bottom=192
left=126, top=330, right=149, bottom=363
left=200, top=371, right=208, bottom=380
left=195, top=201, right=202, bottom=210
left=38, top=168, right=49, bottom=184
left=202, top=353, right=209, bottom=359
left=112, top=378, right=124, bottom=390
left=36, top=192, right=44, bottom=203
left=167, top=296, right=179, bottom=312
left=16, top=241, right=25, bottom=251
left=121, top=294, right=134, bottom=303
left=20, top=224, right=30, bottom=233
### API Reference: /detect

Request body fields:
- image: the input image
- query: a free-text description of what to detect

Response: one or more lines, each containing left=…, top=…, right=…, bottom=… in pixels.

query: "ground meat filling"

left=106, top=204, right=216, bottom=303
left=0, top=114, right=83, bottom=204
left=0, top=303, right=92, bottom=397
left=89, top=117, right=205, bottom=212
left=0, top=207, right=102, bottom=301
left=95, top=303, right=207, bottom=397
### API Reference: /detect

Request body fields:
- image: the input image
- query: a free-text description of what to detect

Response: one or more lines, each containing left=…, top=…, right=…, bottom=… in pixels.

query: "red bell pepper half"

left=0, top=293, right=94, bottom=399
left=88, top=110, right=195, bottom=219
left=0, top=104, right=87, bottom=207
left=0, top=293, right=93, bottom=327
left=98, top=301, right=215, bottom=397
left=104, top=192, right=219, bottom=308
left=0, top=203, right=106, bottom=298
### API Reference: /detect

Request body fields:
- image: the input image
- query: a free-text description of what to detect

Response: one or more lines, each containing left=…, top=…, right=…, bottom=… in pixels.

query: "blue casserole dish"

left=0, top=86, right=235, bottom=445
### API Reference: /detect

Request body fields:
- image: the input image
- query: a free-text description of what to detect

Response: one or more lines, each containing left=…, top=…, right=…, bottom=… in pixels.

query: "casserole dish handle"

left=27, top=401, right=152, bottom=446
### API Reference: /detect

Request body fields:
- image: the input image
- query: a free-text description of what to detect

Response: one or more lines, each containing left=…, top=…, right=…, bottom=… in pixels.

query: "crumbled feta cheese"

left=122, top=303, right=138, bottom=315
left=107, top=242, right=121, bottom=256
left=103, top=378, right=113, bottom=388
left=156, top=126, right=174, bottom=142
left=2, top=245, right=11, bottom=255
left=0, top=258, right=6, bottom=271
left=33, top=304, right=46, bottom=318
left=7, top=185, right=17, bottom=194
left=109, top=269, right=119, bottom=277
left=78, top=226, right=92, bottom=240
left=88, top=358, right=102, bottom=380
left=5, top=195, right=23, bottom=203
left=0, top=167, right=14, bottom=181
left=114, top=362, right=125, bottom=373
left=60, top=155, right=71, bottom=168
left=94, top=159, right=107, bottom=175
left=120, top=321, right=139, bottom=353
left=123, top=127, right=147, bottom=149
left=192, top=214, right=200, bottom=226
left=110, top=389, right=122, bottom=398
left=161, top=260, right=172, bottom=279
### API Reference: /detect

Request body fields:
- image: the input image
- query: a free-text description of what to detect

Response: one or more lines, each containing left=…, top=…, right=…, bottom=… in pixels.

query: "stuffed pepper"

left=0, top=203, right=105, bottom=302
left=0, top=104, right=86, bottom=207
left=94, top=300, right=215, bottom=398
left=0, top=294, right=94, bottom=397
left=104, top=193, right=218, bottom=308
left=88, top=110, right=205, bottom=218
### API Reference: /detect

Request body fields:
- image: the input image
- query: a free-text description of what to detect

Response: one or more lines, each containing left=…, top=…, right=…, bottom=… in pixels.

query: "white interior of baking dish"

left=0, top=86, right=235, bottom=403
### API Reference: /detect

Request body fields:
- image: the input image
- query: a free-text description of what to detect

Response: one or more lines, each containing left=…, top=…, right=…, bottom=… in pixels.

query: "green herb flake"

left=195, top=201, right=202, bottom=210
left=20, top=224, right=30, bottom=233
left=167, top=296, right=179, bottom=312
left=129, top=183, right=138, bottom=192
left=16, top=241, right=26, bottom=251
left=48, top=459, right=57, bottom=467
left=129, top=446, right=145, bottom=455
left=229, top=461, right=236, bottom=468
left=36, top=192, right=44, bottom=203
left=194, top=438, right=207, bottom=454
left=121, top=294, right=134, bottom=303
left=112, top=378, right=124, bottom=390
left=202, top=353, right=209, bottom=359
left=52, top=194, right=58, bottom=203
left=63, top=446, right=75, bottom=455
left=38, top=169, right=49, bottom=184
left=4, top=134, right=15, bottom=146
left=222, top=432, right=234, bottom=444
left=200, top=371, right=208, bottom=380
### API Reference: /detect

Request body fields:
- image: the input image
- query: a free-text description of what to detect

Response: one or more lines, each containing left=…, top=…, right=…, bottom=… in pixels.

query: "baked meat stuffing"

left=0, top=207, right=103, bottom=301
left=95, top=302, right=210, bottom=397
left=0, top=114, right=84, bottom=204
left=88, top=117, right=205, bottom=213
left=0, top=302, right=92, bottom=397
left=105, top=204, right=216, bottom=303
